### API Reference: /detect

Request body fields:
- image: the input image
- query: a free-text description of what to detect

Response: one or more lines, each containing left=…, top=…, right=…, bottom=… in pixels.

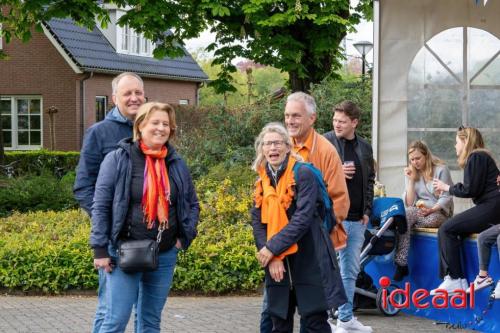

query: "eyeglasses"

left=263, top=140, right=285, bottom=148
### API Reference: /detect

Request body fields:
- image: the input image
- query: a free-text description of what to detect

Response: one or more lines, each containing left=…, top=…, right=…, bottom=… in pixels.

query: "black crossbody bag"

left=118, top=226, right=164, bottom=273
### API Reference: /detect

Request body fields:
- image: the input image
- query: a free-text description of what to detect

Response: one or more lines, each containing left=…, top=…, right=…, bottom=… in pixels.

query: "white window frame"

left=178, top=99, right=189, bottom=105
left=0, top=96, right=43, bottom=150
left=95, top=96, right=108, bottom=122
left=117, top=24, right=154, bottom=57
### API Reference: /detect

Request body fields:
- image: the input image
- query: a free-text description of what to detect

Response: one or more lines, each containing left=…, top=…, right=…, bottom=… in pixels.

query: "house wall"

left=84, top=74, right=199, bottom=130
left=0, top=28, right=80, bottom=151
left=1, top=31, right=201, bottom=151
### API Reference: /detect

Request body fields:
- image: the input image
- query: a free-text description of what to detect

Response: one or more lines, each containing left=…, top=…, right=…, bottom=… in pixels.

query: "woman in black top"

left=431, top=127, right=500, bottom=294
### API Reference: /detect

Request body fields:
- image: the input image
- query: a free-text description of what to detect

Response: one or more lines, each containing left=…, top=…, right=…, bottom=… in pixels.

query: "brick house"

left=0, top=16, right=208, bottom=151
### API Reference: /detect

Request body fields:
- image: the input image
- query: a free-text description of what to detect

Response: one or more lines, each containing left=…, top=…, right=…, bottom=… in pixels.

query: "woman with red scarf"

left=251, top=123, right=346, bottom=333
left=90, top=102, right=199, bottom=332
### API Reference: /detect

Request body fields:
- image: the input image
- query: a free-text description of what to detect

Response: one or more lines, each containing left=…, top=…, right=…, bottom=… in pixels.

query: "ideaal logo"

left=379, top=276, right=475, bottom=309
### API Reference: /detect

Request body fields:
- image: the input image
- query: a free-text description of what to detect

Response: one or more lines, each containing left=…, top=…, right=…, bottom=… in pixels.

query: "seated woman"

left=90, top=102, right=199, bottom=332
left=432, top=127, right=500, bottom=294
left=394, top=140, right=454, bottom=281
left=251, top=122, right=346, bottom=332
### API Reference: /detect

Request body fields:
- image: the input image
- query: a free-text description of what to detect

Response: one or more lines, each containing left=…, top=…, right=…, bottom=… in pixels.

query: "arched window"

left=408, top=27, right=500, bottom=168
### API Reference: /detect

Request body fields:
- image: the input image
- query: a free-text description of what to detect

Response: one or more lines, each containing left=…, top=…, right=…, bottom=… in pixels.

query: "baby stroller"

left=352, top=197, right=407, bottom=316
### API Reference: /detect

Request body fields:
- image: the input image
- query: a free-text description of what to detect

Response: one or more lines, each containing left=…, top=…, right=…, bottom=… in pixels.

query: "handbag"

left=118, top=226, right=164, bottom=273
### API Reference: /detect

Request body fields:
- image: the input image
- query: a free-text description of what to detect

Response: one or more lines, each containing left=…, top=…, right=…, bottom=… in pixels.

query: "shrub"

left=0, top=210, right=95, bottom=293
left=0, top=171, right=264, bottom=294
left=2, top=150, right=79, bottom=177
left=0, top=172, right=77, bottom=217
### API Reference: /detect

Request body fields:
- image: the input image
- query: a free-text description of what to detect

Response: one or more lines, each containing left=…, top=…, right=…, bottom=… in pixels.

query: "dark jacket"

left=90, top=138, right=199, bottom=258
left=251, top=161, right=347, bottom=319
left=324, top=131, right=375, bottom=217
left=450, top=151, right=500, bottom=204
left=74, top=107, right=133, bottom=216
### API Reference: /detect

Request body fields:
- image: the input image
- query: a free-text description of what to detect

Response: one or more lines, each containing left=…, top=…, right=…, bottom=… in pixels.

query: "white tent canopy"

left=373, top=0, right=500, bottom=212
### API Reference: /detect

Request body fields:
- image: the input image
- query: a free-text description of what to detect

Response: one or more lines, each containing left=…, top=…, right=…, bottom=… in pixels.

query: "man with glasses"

left=324, top=100, right=374, bottom=333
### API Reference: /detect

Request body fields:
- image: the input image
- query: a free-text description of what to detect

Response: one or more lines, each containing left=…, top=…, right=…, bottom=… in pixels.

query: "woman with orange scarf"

left=90, top=102, right=199, bottom=332
left=251, top=123, right=346, bottom=333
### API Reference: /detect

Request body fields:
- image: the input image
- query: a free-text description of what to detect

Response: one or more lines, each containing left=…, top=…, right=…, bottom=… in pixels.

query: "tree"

left=0, top=0, right=372, bottom=93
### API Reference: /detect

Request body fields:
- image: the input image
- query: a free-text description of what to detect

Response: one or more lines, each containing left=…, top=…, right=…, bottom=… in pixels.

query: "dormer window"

left=117, top=24, right=154, bottom=57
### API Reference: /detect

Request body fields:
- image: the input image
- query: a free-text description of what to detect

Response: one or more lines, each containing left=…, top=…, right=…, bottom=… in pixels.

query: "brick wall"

left=1, top=29, right=201, bottom=151
left=0, top=28, right=80, bottom=151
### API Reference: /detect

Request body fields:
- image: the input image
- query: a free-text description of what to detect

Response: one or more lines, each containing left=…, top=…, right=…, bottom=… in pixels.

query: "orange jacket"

left=293, top=129, right=350, bottom=224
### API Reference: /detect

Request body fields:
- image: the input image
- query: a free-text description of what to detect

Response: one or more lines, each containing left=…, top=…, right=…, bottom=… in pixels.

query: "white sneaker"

left=493, top=281, right=500, bottom=300
left=461, top=278, right=469, bottom=292
left=430, top=275, right=464, bottom=295
left=328, top=317, right=337, bottom=333
left=466, top=275, right=492, bottom=293
left=337, top=317, right=373, bottom=333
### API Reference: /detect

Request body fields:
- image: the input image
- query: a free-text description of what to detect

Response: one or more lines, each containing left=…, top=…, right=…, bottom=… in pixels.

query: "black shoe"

left=393, top=264, right=409, bottom=282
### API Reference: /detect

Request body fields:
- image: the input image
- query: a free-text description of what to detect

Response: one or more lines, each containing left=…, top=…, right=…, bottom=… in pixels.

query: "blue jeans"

left=337, top=220, right=367, bottom=322
left=92, top=268, right=107, bottom=333
left=99, top=246, right=179, bottom=333
left=260, top=288, right=273, bottom=333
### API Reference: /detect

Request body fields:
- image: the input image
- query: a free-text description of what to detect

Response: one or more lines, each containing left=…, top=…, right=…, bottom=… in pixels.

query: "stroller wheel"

left=376, top=284, right=402, bottom=316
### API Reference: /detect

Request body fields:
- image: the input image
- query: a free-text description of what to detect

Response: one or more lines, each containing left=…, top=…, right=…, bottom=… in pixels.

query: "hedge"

left=3, top=150, right=80, bottom=177
left=0, top=172, right=77, bottom=217
left=0, top=169, right=263, bottom=294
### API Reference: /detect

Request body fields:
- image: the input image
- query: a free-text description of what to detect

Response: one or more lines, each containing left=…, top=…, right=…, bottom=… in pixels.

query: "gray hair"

left=112, top=72, right=144, bottom=95
left=251, top=122, right=303, bottom=171
left=286, top=91, right=316, bottom=116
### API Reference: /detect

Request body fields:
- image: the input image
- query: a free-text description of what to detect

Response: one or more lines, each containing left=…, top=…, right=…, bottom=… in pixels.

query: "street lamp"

left=353, top=41, right=373, bottom=77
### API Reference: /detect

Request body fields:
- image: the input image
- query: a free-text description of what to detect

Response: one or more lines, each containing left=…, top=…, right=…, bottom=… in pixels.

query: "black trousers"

left=438, top=195, right=500, bottom=279
left=271, top=289, right=330, bottom=333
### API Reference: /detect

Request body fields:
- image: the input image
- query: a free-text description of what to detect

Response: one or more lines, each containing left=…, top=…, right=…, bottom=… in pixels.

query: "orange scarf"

left=254, top=156, right=298, bottom=260
left=139, top=141, right=170, bottom=229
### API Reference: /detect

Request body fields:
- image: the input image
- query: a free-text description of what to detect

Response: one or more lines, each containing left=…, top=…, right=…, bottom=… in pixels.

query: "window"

left=408, top=27, right=500, bottom=168
left=118, top=24, right=154, bottom=57
left=0, top=97, right=42, bottom=149
left=96, top=96, right=108, bottom=122
left=0, top=24, right=3, bottom=50
left=178, top=99, right=189, bottom=105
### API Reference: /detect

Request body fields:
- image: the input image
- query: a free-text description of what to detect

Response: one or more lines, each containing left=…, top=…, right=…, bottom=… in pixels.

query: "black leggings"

left=438, top=195, right=500, bottom=279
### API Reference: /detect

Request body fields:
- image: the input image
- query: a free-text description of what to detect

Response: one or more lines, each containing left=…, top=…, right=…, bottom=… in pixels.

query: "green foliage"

left=0, top=170, right=264, bottom=294
left=175, top=77, right=373, bottom=177
left=192, top=50, right=288, bottom=107
left=3, top=150, right=79, bottom=177
left=0, top=172, right=77, bottom=217
left=0, top=210, right=96, bottom=293
left=311, top=76, right=373, bottom=140
left=0, top=0, right=372, bottom=92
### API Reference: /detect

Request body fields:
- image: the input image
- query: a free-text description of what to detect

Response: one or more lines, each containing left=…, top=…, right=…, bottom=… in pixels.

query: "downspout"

left=79, top=71, right=94, bottom=148
left=196, top=81, right=205, bottom=106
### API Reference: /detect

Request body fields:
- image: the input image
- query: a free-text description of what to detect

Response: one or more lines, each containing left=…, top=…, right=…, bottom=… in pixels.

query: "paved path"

left=0, top=295, right=475, bottom=332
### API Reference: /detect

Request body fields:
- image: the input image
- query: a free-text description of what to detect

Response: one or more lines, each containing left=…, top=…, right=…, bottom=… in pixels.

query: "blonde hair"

left=407, top=140, right=444, bottom=181
left=133, top=102, right=177, bottom=142
left=456, top=127, right=489, bottom=169
left=251, top=122, right=302, bottom=171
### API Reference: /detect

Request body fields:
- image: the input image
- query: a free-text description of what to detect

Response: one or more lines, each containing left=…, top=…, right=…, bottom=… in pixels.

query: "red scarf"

left=139, top=140, right=170, bottom=229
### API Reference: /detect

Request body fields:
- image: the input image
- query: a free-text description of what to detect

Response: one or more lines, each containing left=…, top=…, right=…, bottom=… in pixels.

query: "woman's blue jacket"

left=90, top=138, right=199, bottom=256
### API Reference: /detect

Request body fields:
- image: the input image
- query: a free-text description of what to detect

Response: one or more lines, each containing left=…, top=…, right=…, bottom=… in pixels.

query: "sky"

left=184, top=1, right=374, bottom=65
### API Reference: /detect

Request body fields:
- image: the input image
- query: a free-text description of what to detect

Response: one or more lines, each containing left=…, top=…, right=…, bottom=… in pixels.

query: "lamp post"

left=353, top=41, right=373, bottom=78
